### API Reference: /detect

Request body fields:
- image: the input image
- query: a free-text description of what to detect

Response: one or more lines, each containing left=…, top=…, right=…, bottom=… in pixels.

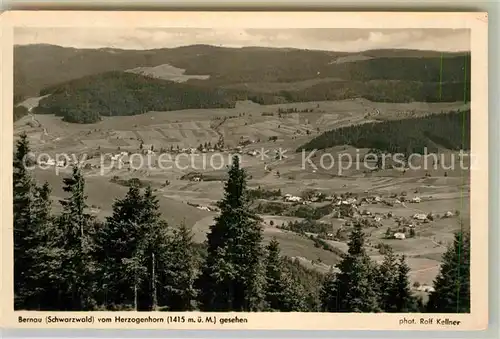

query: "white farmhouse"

left=411, top=197, right=421, bottom=203
left=394, top=232, right=406, bottom=240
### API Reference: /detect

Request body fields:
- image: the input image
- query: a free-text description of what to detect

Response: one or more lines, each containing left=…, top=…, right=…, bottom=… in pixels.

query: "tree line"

left=14, top=133, right=469, bottom=312
left=297, top=110, right=471, bottom=155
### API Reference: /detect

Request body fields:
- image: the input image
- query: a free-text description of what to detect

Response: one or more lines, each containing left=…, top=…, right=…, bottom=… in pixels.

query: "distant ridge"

left=14, top=43, right=471, bottom=55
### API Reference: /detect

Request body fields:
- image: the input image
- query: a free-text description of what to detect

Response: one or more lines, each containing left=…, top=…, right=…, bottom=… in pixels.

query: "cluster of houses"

left=38, top=157, right=66, bottom=167
left=283, top=191, right=328, bottom=204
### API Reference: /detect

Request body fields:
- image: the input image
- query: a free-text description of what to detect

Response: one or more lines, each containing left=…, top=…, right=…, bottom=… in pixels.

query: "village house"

left=345, top=197, right=357, bottom=204
left=394, top=232, right=406, bottom=240
left=417, top=285, right=436, bottom=293
left=413, top=213, right=427, bottom=221
left=411, top=196, right=421, bottom=203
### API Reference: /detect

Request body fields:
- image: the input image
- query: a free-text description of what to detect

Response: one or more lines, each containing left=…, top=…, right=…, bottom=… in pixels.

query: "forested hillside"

left=297, top=110, right=471, bottom=154
left=33, top=72, right=237, bottom=123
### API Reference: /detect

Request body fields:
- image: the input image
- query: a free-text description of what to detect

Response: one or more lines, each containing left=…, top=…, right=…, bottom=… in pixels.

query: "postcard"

left=0, top=11, right=488, bottom=330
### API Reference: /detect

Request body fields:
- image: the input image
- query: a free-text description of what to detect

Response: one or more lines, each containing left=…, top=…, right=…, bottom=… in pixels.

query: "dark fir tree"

left=13, top=133, right=36, bottom=307
left=57, top=166, right=98, bottom=310
left=198, top=155, right=265, bottom=311
left=159, top=221, right=198, bottom=311
left=264, top=238, right=306, bottom=311
left=98, top=184, right=169, bottom=310
left=427, top=231, right=470, bottom=313
left=19, top=182, right=61, bottom=310
left=13, top=134, right=59, bottom=310
left=98, top=182, right=144, bottom=309
left=320, top=223, right=380, bottom=312
left=390, top=255, right=418, bottom=312
left=319, top=267, right=338, bottom=312
left=136, top=185, right=171, bottom=311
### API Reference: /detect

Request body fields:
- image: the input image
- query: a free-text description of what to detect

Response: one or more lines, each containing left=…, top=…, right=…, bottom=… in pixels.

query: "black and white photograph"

left=2, top=11, right=489, bottom=330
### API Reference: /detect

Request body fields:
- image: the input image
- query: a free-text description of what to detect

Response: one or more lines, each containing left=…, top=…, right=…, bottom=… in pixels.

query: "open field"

left=16, top=98, right=470, bottom=291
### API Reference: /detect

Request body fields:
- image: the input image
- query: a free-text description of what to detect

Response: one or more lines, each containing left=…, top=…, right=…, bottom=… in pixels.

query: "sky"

left=14, top=28, right=470, bottom=52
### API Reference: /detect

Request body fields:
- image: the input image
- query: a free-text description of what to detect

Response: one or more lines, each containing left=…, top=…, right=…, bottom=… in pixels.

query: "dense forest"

left=14, top=105, right=29, bottom=121
left=14, top=134, right=470, bottom=312
left=33, top=72, right=238, bottom=123
left=297, top=110, right=471, bottom=154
